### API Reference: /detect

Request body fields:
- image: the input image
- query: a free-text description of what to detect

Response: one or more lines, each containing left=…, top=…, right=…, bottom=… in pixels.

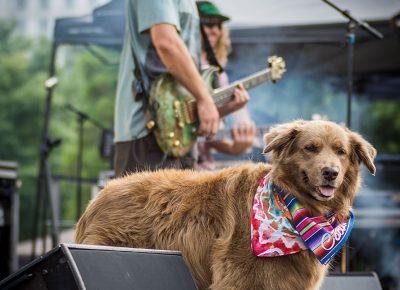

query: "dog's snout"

left=322, top=167, right=339, bottom=181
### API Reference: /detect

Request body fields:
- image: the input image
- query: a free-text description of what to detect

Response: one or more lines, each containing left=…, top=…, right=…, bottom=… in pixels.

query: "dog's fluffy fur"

left=75, top=120, right=376, bottom=290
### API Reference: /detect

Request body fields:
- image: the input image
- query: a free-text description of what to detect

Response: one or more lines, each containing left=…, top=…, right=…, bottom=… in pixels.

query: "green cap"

left=197, top=1, right=230, bottom=22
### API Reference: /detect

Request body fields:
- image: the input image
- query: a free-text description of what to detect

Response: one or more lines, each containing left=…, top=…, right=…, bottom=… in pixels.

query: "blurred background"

left=0, top=0, right=399, bottom=289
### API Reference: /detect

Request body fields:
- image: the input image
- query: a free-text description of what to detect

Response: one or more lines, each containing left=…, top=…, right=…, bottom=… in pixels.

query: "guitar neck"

left=211, top=125, right=271, bottom=141
left=212, top=68, right=273, bottom=107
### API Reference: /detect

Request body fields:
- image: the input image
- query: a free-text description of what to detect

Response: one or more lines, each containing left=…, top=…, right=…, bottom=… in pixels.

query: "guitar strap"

left=130, top=41, right=149, bottom=111
left=129, top=36, right=157, bottom=146
left=129, top=34, right=169, bottom=167
left=130, top=48, right=168, bottom=167
left=200, top=24, right=224, bottom=73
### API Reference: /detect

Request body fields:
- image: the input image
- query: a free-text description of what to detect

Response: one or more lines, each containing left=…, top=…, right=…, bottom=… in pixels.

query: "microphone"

left=45, top=77, right=59, bottom=89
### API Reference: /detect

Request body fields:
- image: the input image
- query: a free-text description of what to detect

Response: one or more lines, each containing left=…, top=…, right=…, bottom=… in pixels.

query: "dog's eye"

left=337, top=148, right=347, bottom=155
left=304, top=144, right=317, bottom=152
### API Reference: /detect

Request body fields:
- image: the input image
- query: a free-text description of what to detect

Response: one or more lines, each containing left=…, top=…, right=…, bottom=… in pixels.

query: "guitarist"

left=113, top=0, right=222, bottom=176
left=196, top=1, right=256, bottom=171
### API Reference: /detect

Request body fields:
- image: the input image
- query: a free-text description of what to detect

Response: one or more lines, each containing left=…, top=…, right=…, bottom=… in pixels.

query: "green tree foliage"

left=0, top=22, right=50, bottom=240
left=0, top=21, right=118, bottom=240
left=0, top=22, right=46, bottom=166
left=363, top=100, right=400, bottom=154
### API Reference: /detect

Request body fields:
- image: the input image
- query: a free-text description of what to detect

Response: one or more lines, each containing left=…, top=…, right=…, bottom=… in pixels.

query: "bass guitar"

left=209, top=124, right=272, bottom=144
left=146, top=56, right=286, bottom=157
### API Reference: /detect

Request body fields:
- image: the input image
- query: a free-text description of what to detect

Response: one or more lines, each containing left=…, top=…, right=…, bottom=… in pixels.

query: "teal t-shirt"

left=114, top=0, right=201, bottom=142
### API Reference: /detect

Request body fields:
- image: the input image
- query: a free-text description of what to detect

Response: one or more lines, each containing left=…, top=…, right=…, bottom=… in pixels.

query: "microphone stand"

left=31, top=62, right=61, bottom=259
left=322, top=0, right=383, bottom=128
left=321, top=0, right=383, bottom=273
left=65, top=104, right=106, bottom=221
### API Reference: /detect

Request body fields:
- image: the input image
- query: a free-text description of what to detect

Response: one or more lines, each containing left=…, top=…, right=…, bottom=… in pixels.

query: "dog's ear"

left=263, top=120, right=305, bottom=156
left=349, top=131, right=377, bottom=175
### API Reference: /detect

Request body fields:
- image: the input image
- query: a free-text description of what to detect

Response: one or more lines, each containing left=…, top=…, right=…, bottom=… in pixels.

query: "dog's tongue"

left=319, top=186, right=335, bottom=197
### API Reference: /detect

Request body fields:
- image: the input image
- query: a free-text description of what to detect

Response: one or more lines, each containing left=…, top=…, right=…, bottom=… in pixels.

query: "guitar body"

left=148, top=66, right=219, bottom=157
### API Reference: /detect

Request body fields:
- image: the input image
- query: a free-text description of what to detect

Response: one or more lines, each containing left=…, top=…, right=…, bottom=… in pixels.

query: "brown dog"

left=75, top=120, right=376, bottom=290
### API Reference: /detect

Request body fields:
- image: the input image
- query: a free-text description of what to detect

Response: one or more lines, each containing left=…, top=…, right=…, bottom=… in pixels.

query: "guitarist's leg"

left=114, top=133, right=195, bottom=177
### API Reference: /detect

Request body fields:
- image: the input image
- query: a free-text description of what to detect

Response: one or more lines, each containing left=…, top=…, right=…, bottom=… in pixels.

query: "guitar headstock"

left=268, top=56, right=286, bottom=82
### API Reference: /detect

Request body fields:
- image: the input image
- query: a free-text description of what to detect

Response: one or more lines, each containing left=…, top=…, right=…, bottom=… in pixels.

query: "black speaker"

left=321, top=272, right=382, bottom=290
left=0, top=244, right=197, bottom=290
left=0, top=160, right=19, bottom=280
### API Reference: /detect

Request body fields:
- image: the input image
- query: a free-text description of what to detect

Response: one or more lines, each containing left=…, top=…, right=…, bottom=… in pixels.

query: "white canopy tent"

left=212, top=0, right=400, bottom=27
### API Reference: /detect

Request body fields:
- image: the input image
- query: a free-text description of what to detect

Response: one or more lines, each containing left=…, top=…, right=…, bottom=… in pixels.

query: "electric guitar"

left=146, top=56, right=286, bottom=157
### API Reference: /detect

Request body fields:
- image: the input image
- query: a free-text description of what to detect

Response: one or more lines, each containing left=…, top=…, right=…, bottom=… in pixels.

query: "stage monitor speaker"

left=0, top=160, right=19, bottom=280
left=321, top=272, right=382, bottom=290
left=0, top=244, right=197, bottom=290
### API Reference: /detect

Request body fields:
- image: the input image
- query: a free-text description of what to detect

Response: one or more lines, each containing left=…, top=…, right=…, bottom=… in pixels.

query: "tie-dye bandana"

left=251, top=175, right=354, bottom=265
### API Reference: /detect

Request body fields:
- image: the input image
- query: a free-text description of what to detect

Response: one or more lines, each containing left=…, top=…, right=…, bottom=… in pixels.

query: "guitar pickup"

left=183, top=100, right=197, bottom=124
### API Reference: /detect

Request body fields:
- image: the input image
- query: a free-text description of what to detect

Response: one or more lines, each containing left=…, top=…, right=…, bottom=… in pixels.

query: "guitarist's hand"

left=218, top=83, right=250, bottom=117
left=230, top=121, right=256, bottom=155
left=197, top=97, right=220, bottom=137
left=206, top=121, right=256, bottom=155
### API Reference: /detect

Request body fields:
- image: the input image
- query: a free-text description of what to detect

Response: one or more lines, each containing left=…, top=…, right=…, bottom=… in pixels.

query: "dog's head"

left=263, top=120, right=376, bottom=218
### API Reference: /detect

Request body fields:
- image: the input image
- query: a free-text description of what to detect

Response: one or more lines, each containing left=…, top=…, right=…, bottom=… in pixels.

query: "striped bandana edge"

left=281, top=192, right=354, bottom=265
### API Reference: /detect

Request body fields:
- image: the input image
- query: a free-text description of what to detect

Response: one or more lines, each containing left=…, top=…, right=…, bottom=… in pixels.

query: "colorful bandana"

left=251, top=175, right=354, bottom=265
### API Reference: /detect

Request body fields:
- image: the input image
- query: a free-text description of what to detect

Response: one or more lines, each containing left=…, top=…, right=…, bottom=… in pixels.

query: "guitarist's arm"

left=150, top=23, right=219, bottom=136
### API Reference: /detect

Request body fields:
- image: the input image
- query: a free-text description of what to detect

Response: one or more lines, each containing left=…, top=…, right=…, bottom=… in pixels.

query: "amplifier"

left=0, top=244, right=197, bottom=290
left=321, top=272, right=382, bottom=290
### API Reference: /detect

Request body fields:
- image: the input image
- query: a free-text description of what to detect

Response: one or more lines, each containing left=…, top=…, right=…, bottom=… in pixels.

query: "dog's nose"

left=322, top=167, right=339, bottom=181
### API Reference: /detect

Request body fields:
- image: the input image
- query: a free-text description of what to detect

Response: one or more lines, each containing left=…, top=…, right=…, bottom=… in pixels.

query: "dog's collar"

left=251, top=174, right=354, bottom=265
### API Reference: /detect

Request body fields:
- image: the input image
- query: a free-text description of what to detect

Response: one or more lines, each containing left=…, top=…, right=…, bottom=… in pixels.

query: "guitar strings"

left=212, top=70, right=272, bottom=105
left=184, top=70, right=273, bottom=121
